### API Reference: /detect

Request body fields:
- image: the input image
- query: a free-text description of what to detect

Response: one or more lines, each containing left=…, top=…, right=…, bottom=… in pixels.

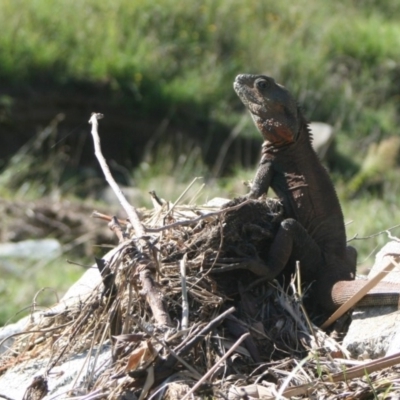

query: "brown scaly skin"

left=234, top=74, right=400, bottom=311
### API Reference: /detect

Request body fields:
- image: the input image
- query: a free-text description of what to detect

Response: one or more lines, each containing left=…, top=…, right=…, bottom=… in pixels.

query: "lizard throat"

left=255, top=118, right=296, bottom=147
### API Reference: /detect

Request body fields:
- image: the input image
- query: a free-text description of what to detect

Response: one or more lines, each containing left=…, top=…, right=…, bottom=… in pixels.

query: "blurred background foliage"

left=2, top=0, right=400, bottom=140
left=1, top=0, right=400, bottom=323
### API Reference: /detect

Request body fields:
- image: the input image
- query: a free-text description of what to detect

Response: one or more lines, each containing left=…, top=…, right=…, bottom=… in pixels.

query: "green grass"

left=1, top=0, right=400, bottom=158
left=341, top=194, right=400, bottom=272
left=0, top=257, right=84, bottom=325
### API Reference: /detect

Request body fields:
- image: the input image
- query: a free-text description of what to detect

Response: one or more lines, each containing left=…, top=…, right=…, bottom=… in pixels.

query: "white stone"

left=343, top=241, right=400, bottom=358
left=310, top=122, right=334, bottom=160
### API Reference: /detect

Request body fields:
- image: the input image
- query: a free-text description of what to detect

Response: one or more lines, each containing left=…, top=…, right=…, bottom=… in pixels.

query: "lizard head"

left=234, top=74, right=300, bottom=146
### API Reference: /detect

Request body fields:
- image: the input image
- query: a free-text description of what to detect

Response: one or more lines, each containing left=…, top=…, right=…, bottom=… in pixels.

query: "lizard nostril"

left=235, top=74, right=255, bottom=88
left=235, top=74, right=245, bottom=83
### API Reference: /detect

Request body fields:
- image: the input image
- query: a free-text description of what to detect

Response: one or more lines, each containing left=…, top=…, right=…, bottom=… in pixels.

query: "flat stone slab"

left=343, top=241, right=400, bottom=359
left=0, top=343, right=111, bottom=399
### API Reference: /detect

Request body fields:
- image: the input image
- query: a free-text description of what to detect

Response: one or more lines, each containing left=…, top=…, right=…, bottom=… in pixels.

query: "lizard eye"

left=255, top=79, right=269, bottom=90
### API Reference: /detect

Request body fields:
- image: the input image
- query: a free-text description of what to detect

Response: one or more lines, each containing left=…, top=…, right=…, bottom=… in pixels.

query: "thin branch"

left=92, top=211, right=128, bottom=226
left=386, top=230, right=400, bottom=242
left=146, top=199, right=252, bottom=232
left=181, top=332, right=250, bottom=400
left=180, top=254, right=189, bottom=331
left=139, top=266, right=172, bottom=327
left=88, top=113, right=145, bottom=238
left=93, top=199, right=253, bottom=233
left=283, top=350, right=400, bottom=398
left=329, top=350, right=400, bottom=382
left=89, top=113, right=171, bottom=328
left=132, top=317, right=203, bottom=380
left=139, top=365, right=154, bottom=400
left=0, top=394, right=16, bottom=400
left=321, top=254, right=400, bottom=329
left=172, top=307, right=236, bottom=357
left=108, top=216, right=126, bottom=242
left=163, top=177, right=202, bottom=220
left=277, top=354, right=312, bottom=399
left=348, top=224, right=400, bottom=242
left=0, top=321, right=73, bottom=351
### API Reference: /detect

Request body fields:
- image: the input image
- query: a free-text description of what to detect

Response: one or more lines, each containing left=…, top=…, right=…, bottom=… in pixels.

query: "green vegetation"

left=2, top=0, right=400, bottom=149
left=346, top=136, right=400, bottom=198
left=0, top=258, right=83, bottom=326
left=1, top=0, right=400, bottom=323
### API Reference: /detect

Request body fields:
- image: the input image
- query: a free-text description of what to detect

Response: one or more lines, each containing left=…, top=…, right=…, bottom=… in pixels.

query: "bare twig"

left=283, top=350, right=400, bottom=398
left=138, top=265, right=172, bottom=327
left=122, top=283, right=133, bottom=335
left=277, top=354, right=312, bottom=399
left=89, top=113, right=171, bottom=328
left=163, top=177, right=202, bottom=220
left=149, top=190, right=165, bottom=208
left=189, top=182, right=206, bottom=205
left=180, top=254, right=189, bottom=331
left=139, top=365, right=155, bottom=400
left=68, top=389, right=109, bottom=400
left=86, top=321, right=111, bottom=392
left=321, top=254, right=400, bottom=329
left=137, top=308, right=236, bottom=385
left=132, top=317, right=203, bottom=380
left=181, top=332, right=250, bottom=400
left=146, top=199, right=252, bottom=233
left=88, top=113, right=145, bottom=239
left=108, top=216, right=126, bottom=242
left=0, top=321, right=73, bottom=352
left=173, top=307, right=236, bottom=357
left=291, top=264, right=319, bottom=346
left=92, top=211, right=128, bottom=226
left=0, top=394, right=16, bottom=400
left=348, top=224, right=400, bottom=242
left=93, top=199, right=253, bottom=233
left=329, top=350, right=400, bottom=382
left=386, top=230, right=400, bottom=242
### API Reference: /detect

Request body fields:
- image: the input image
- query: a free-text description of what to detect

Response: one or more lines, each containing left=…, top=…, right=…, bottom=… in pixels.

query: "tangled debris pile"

left=2, top=196, right=400, bottom=399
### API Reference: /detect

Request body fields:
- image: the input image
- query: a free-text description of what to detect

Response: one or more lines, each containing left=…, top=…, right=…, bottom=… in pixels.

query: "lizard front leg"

left=247, top=159, right=273, bottom=199
left=244, top=217, right=323, bottom=279
left=223, top=159, right=273, bottom=208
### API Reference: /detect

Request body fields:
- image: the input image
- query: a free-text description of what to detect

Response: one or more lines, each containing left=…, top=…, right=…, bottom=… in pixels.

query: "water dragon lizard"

left=233, top=73, right=400, bottom=311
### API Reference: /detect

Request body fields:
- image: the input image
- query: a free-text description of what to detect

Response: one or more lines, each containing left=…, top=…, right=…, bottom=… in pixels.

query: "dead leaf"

left=125, top=340, right=158, bottom=372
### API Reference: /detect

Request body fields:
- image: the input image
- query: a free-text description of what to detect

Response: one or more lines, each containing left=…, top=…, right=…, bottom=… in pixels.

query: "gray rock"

left=309, top=122, right=335, bottom=160
left=0, top=343, right=112, bottom=399
left=0, top=239, right=62, bottom=260
left=343, top=241, right=400, bottom=359
left=0, top=239, right=63, bottom=277
left=0, top=315, right=31, bottom=355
